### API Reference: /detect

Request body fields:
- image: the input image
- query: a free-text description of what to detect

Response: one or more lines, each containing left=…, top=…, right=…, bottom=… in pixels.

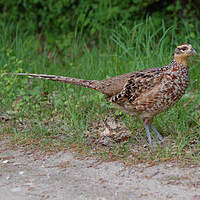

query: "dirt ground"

left=0, top=140, right=200, bottom=200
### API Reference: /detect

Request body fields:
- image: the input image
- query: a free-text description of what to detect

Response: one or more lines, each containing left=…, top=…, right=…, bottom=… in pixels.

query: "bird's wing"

left=108, top=67, right=164, bottom=103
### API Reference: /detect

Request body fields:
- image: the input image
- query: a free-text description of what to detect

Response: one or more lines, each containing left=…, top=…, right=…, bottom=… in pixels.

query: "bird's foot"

left=144, top=124, right=153, bottom=144
left=150, top=124, right=164, bottom=142
left=144, top=124, right=164, bottom=145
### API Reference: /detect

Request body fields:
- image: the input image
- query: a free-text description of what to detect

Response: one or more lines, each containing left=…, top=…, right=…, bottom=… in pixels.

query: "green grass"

left=0, top=18, right=200, bottom=163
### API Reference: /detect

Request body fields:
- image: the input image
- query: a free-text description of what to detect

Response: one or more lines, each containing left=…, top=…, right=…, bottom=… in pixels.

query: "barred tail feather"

left=8, top=73, right=101, bottom=91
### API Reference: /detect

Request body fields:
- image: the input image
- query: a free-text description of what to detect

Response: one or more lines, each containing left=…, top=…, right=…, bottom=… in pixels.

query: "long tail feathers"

left=5, top=73, right=101, bottom=91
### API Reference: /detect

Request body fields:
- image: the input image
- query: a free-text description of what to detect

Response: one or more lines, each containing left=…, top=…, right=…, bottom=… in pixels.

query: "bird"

left=7, top=44, right=197, bottom=144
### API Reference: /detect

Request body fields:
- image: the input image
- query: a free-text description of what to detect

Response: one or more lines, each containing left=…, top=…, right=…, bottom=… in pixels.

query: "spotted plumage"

left=6, top=44, right=197, bottom=144
left=109, top=60, right=190, bottom=123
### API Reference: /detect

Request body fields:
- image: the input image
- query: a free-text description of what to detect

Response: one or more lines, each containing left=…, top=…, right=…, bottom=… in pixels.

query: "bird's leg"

left=144, top=124, right=152, bottom=144
left=150, top=124, right=164, bottom=142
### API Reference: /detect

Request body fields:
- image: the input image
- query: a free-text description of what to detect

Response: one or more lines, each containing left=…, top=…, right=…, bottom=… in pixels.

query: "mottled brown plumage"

left=9, top=44, right=197, bottom=144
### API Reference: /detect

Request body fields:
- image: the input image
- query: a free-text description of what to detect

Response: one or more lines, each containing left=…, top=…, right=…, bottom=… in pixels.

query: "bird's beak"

left=191, top=48, right=197, bottom=55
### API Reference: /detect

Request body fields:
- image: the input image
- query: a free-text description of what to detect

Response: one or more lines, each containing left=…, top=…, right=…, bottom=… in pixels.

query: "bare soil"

left=0, top=139, right=200, bottom=200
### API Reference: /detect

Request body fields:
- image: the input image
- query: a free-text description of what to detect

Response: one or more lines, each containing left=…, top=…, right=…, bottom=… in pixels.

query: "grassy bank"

left=0, top=19, right=200, bottom=163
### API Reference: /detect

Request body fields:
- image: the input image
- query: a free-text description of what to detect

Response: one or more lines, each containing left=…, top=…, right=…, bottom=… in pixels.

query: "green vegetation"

left=1, top=0, right=199, bottom=36
left=0, top=16, right=200, bottom=163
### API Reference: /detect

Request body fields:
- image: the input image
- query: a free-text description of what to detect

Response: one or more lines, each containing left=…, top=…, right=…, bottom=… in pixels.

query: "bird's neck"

left=173, top=55, right=188, bottom=67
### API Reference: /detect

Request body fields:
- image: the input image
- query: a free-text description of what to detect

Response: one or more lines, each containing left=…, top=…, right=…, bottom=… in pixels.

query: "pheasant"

left=7, top=44, right=197, bottom=144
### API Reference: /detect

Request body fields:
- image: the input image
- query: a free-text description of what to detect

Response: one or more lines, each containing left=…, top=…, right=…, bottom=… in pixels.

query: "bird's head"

left=174, top=44, right=197, bottom=66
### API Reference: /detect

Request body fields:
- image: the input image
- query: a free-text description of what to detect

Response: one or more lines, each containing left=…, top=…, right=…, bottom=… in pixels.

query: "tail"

left=7, top=73, right=102, bottom=92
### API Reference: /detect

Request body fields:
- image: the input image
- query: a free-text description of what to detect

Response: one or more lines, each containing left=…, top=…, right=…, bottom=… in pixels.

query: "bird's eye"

left=181, top=47, right=187, bottom=51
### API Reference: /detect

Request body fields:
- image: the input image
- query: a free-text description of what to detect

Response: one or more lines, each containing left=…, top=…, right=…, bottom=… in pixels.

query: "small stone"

left=19, top=171, right=24, bottom=175
left=11, top=187, right=21, bottom=192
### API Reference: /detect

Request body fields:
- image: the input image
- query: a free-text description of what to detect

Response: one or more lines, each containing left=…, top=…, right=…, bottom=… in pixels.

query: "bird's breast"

left=162, top=67, right=189, bottom=93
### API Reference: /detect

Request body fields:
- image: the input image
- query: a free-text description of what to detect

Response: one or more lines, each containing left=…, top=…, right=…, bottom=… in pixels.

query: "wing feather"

left=109, top=69, right=164, bottom=103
